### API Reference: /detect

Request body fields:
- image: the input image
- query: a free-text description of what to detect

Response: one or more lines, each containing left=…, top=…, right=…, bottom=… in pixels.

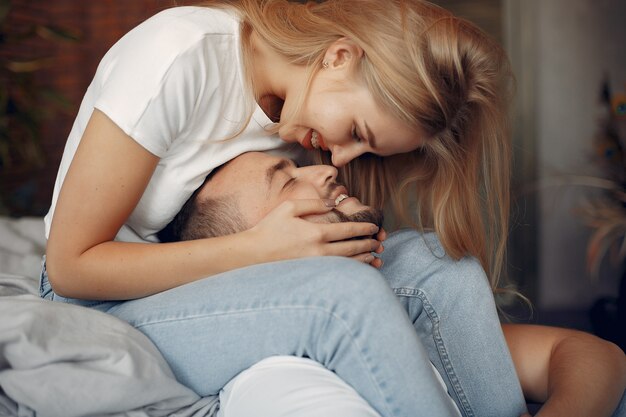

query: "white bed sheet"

left=0, top=216, right=46, bottom=283
left=0, top=216, right=218, bottom=417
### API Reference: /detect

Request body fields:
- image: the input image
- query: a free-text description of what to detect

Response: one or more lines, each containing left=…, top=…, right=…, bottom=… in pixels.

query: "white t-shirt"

left=44, top=6, right=302, bottom=243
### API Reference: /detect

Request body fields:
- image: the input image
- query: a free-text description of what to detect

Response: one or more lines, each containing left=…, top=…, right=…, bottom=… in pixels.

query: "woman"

left=43, top=1, right=525, bottom=416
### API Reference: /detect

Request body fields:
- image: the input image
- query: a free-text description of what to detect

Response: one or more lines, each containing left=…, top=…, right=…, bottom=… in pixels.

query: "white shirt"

left=44, top=6, right=301, bottom=243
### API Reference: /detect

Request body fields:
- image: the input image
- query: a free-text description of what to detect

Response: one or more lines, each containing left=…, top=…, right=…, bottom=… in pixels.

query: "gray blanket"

left=0, top=273, right=219, bottom=417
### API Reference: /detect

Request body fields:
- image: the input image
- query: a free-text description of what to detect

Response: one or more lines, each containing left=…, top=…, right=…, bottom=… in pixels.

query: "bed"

left=0, top=216, right=219, bottom=416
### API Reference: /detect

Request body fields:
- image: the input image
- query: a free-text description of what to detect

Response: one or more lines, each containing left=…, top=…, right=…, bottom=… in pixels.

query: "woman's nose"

left=330, top=144, right=364, bottom=168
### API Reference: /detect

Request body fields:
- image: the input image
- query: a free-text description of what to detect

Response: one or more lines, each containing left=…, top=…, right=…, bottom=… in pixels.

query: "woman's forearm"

left=46, top=231, right=263, bottom=300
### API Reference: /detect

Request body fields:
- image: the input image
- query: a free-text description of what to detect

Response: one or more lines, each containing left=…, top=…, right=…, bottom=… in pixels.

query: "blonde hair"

left=195, top=0, right=513, bottom=291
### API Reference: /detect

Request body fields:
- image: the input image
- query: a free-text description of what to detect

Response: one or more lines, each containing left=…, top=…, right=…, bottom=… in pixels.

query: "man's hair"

left=158, top=188, right=247, bottom=243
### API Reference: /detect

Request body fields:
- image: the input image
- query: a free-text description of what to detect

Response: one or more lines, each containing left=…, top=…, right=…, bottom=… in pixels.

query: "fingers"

left=261, top=200, right=386, bottom=265
left=370, top=257, right=383, bottom=268
left=374, top=242, right=384, bottom=254
left=349, top=253, right=383, bottom=269
left=323, top=238, right=380, bottom=257
left=277, top=199, right=336, bottom=217
left=275, top=200, right=381, bottom=242
left=373, top=228, right=386, bottom=254
left=318, top=221, right=380, bottom=242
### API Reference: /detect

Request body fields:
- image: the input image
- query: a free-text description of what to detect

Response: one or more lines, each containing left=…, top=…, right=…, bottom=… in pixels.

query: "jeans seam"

left=133, top=304, right=398, bottom=417
left=393, top=287, right=474, bottom=417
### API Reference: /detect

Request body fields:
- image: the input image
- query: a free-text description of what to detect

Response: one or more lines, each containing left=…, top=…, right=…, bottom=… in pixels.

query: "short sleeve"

left=93, top=19, right=212, bottom=157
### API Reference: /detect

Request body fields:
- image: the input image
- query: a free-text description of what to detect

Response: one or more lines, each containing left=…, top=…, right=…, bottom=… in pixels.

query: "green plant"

left=581, top=79, right=626, bottom=276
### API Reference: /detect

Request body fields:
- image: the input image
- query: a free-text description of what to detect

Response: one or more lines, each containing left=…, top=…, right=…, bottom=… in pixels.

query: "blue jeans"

left=41, top=230, right=527, bottom=417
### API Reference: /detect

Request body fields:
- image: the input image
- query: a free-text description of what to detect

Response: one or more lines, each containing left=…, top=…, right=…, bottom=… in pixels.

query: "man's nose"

left=300, top=164, right=338, bottom=186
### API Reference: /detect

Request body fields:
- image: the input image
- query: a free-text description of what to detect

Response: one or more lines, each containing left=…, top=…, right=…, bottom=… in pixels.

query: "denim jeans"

left=40, top=230, right=528, bottom=417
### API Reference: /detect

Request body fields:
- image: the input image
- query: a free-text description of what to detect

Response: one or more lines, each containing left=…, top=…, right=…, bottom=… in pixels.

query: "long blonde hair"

left=196, top=0, right=513, bottom=291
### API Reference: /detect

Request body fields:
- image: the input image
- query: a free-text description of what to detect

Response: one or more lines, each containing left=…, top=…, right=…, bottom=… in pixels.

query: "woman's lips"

left=301, top=129, right=314, bottom=150
left=315, top=131, right=328, bottom=151
left=302, top=129, right=328, bottom=151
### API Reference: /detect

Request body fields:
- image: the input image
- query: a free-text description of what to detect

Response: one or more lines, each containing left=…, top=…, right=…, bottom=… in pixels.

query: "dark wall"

left=1, top=0, right=172, bottom=216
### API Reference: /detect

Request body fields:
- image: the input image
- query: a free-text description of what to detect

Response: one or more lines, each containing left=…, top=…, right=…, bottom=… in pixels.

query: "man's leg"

left=612, top=391, right=626, bottom=417
left=218, top=356, right=461, bottom=417
left=217, top=356, right=382, bottom=417
left=380, top=229, right=527, bottom=417
left=101, top=257, right=458, bottom=417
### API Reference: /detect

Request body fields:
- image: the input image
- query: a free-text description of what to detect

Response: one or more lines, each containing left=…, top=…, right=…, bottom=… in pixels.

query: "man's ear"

left=323, top=37, right=364, bottom=70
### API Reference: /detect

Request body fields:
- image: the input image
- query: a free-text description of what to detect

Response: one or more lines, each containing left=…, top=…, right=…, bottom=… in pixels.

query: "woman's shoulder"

left=96, top=5, right=241, bottom=88
left=99, top=5, right=240, bottom=74
left=133, top=6, right=240, bottom=40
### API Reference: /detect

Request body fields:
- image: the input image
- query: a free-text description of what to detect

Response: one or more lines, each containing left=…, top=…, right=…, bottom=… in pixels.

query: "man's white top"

left=218, top=356, right=461, bottom=417
left=44, top=6, right=300, bottom=243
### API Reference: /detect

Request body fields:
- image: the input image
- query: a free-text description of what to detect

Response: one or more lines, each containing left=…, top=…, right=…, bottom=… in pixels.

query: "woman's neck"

left=248, top=30, right=304, bottom=121
left=257, top=95, right=283, bottom=123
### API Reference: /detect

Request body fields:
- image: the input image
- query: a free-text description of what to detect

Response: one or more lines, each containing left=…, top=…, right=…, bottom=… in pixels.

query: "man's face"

left=198, top=152, right=382, bottom=227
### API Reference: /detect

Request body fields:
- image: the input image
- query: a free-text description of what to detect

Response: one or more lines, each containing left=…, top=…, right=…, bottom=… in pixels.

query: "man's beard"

left=323, top=182, right=384, bottom=229
left=328, top=207, right=384, bottom=229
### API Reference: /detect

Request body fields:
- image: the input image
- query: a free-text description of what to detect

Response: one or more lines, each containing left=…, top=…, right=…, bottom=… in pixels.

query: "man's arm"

left=503, top=323, right=626, bottom=417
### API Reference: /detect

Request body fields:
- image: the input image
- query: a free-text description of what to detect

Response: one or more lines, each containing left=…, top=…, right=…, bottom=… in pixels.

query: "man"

left=158, top=155, right=384, bottom=244
left=160, top=152, right=626, bottom=417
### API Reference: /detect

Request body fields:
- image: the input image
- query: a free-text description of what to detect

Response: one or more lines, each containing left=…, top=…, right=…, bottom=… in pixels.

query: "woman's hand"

left=246, top=199, right=381, bottom=265
left=370, top=227, right=387, bottom=268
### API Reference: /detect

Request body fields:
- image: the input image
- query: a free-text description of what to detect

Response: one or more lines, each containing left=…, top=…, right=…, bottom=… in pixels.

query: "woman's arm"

left=503, top=323, right=626, bottom=417
left=46, top=110, right=380, bottom=300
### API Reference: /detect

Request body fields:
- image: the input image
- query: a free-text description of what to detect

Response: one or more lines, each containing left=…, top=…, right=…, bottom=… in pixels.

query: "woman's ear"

left=323, top=38, right=364, bottom=70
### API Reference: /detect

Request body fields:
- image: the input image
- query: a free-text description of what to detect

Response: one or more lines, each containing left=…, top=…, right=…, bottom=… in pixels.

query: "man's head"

left=158, top=152, right=383, bottom=242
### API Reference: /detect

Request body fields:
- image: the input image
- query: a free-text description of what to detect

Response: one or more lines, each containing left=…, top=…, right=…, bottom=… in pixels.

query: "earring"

left=322, top=61, right=329, bottom=69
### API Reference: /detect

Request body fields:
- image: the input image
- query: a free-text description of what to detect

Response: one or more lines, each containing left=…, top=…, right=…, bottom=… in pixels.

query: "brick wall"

left=2, top=0, right=174, bottom=215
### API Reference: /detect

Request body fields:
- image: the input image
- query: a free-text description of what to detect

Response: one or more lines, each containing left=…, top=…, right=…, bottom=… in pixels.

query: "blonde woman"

left=44, top=1, right=527, bottom=416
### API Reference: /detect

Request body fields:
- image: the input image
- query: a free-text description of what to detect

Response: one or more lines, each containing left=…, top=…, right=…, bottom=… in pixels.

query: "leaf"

left=0, top=85, right=7, bottom=112
left=35, top=24, right=81, bottom=42
left=4, top=58, right=55, bottom=73
left=40, top=88, right=73, bottom=112
left=0, top=0, right=11, bottom=26
left=0, top=139, right=11, bottom=168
